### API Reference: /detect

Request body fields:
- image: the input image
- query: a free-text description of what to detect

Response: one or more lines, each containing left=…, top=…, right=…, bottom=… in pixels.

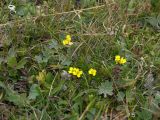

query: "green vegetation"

left=0, top=0, right=160, bottom=119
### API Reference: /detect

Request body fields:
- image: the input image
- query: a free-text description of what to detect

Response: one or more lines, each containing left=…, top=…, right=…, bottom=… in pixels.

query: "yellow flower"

left=62, top=39, right=69, bottom=45
left=88, top=68, right=97, bottom=76
left=72, top=68, right=79, bottom=76
left=115, top=55, right=127, bottom=65
left=119, top=57, right=127, bottom=64
left=68, top=67, right=74, bottom=74
left=62, top=35, right=73, bottom=45
left=68, top=67, right=83, bottom=78
left=36, top=70, right=46, bottom=83
left=76, top=70, right=83, bottom=78
left=66, top=35, right=71, bottom=41
left=62, top=35, right=73, bottom=46
left=115, top=55, right=121, bottom=64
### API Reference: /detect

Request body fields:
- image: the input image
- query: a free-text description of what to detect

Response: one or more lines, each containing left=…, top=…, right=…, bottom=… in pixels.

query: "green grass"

left=0, top=0, right=160, bottom=120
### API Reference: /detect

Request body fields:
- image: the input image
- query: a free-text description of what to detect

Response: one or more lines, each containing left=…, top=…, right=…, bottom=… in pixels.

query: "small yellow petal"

left=88, top=68, right=97, bottom=76
left=63, top=40, right=67, bottom=45
left=66, top=35, right=71, bottom=41
left=119, top=57, right=127, bottom=64
left=68, top=42, right=73, bottom=45
left=77, top=70, right=83, bottom=78
left=72, top=68, right=78, bottom=75
left=68, top=67, right=74, bottom=74
left=115, top=55, right=121, bottom=64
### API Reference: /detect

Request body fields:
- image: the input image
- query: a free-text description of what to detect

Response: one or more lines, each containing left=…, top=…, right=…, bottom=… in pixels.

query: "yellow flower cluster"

left=115, top=55, right=127, bottom=65
left=36, top=70, right=46, bottom=83
left=62, top=35, right=73, bottom=45
left=88, top=68, right=97, bottom=76
left=68, top=67, right=97, bottom=78
left=68, top=67, right=83, bottom=78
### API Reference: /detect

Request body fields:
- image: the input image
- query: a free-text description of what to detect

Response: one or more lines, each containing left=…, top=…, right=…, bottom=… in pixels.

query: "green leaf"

left=0, top=81, right=5, bottom=88
left=61, top=57, right=72, bottom=66
left=151, top=0, right=160, bottom=12
left=27, top=4, right=36, bottom=15
left=28, top=84, right=41, bottom=100
left=49, top=40, right=59, bottom=49
left=35, top=55, right=43, bottom=63
left=8, top=47, right=16, bottom=57
left=81, top=0, right=96, bottom=7
left=35, top=55, right=48, bottom=63
left=0, top=57, right=3, bottom=70
left=98, top=81, right=113, bottom=97
left=155, top=92, right=160, bottom=104
left=52, top=80, right=65, bottom=95
left=0, top=82, right=28, bottom=108
left=16, top=59, right=27, bottom=69
left=117, top=91, right=125, bottom=102
left=126, top=90, right=135, bottom=103
left=46, top=72, right=54, bottom=84
left=16, top=6, right=29, bottom=16
left=136, top=109, right=152, bottom=120
left=145, top=16, right=160, bottom=30
left=86, top=108, right=96, bottom=120
left=127, top=0, right=135, bottom=14
left=6, top=93, right=28, bottom=107
left=7, top=57, right=17, bottom=68
left=8, top=69, right=18, bottom=77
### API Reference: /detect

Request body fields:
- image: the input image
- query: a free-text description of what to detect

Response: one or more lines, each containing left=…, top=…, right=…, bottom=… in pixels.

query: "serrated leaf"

left=117, top=91, right=125, bottom=102
left=28, top=84, right=41, bottom=100
left=136, top=109, right=152, bottom=120
left=6, top=92, right=28, bottom=107
left=49, top=40, right=59, bottom=49
left=3, top=85, right=29, bottom=107
left=35, top=54, right=49, bottom=64
left=145, top=17, right=160, bottom=30
left=35, top=55, right=43, bottom=63
left=98, top=81, right=113, bottom=97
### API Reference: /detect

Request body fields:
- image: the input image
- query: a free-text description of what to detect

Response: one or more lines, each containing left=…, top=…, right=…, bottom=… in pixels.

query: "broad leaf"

left=98, top=81, right=113, bottom=97
left=28, top=84, right=41, bottom=100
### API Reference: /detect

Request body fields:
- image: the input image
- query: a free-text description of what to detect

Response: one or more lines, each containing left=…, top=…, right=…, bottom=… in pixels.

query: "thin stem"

left=78, top=99, right=95, bottom=120
left=48, top=72, right=58, bottom=97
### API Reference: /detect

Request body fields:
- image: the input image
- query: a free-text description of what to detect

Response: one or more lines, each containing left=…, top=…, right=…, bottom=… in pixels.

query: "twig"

left=71, top=42, right=84, bottom=58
